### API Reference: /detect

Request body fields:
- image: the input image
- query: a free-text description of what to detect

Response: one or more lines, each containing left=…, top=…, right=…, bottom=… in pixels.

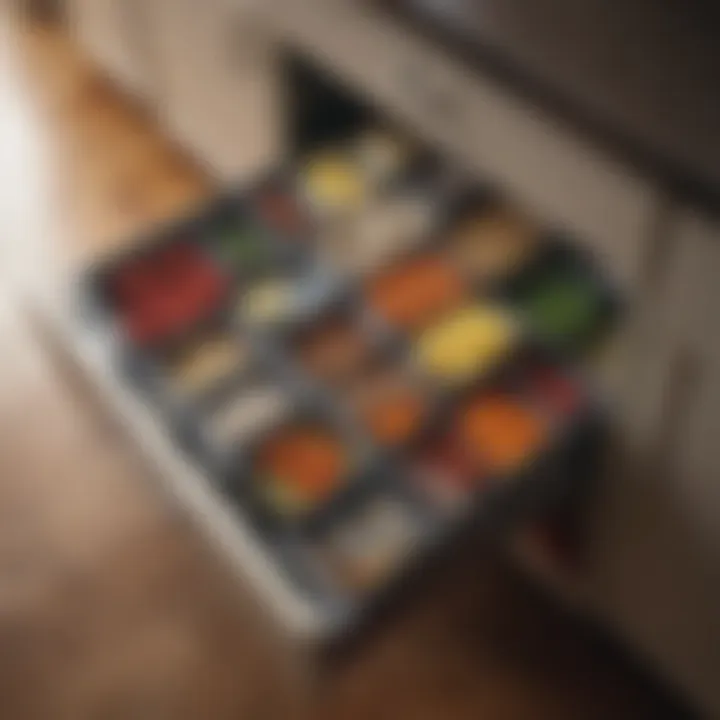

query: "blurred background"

left=0, top=0, right=718, bottom=717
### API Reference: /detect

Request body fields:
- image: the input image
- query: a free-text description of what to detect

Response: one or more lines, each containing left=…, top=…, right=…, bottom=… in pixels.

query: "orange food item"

left=366, top=255, right=465, bottom=330
left=459, top=395, right=547, bottom=474
left=259, top=427, right=347, bottom=504
left=364, top=390, right=424, bottom=445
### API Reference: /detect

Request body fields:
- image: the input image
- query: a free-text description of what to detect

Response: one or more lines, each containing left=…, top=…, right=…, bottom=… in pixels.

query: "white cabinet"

left=66, top=0, right=281, bottom=180
left=144, top=0, right=280, bottom=181
left=65, top=0, right=156, bottom=100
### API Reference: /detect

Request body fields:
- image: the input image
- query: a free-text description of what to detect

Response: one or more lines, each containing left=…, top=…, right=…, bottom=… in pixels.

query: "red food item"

left=179, top=275, right=210, bottom=306
left=115, top=242, right=228, bottom=345
left=198, top=275, right=227, bottom=311
left=112, top=264, right=156, bottom=307
left=149, top=284, right=216, bottom=341
left=162, top=244, right=208, bottom=283
left=193, top=267, right=226, bottom=300
left=126, top=308, right=164, bottom=345
left=153, top=245, right=174, bottom=269
left=155, top=309, right=189, bottom=341
left=182, top=292, right=215, bottom=328
left=134, top=289, right=197, bottom=345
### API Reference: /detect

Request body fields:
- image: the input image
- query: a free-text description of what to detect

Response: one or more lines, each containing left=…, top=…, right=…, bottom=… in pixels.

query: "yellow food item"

left=415, top=305, right=517, bottom=382
left=304, top=153, right=365, bottom=212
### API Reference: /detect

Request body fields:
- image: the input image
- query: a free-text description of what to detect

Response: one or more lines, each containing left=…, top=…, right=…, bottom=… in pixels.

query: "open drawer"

left=72, top=54, right=618, bottom=645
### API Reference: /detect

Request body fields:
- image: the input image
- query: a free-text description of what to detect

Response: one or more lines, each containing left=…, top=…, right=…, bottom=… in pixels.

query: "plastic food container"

left=235, top=262, right=341, bottom=331
left=317, top=195, right=436, bottom=277
left=199, top=377, right=292, bottom=460
left=445, top=202, right=539, bottom=288
left=280, top=297, right=387, bottom=390
left=365, top=252, right=468, bottom=333
left=313, top=493, right=425, bottom=594
left=239, top=406, right=374, bottom=530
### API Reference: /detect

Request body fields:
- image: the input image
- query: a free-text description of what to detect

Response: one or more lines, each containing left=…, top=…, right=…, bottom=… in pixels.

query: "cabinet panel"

left=658, top=214, right=720, bottom=360
left=619, top=212, right=720, bottom=546
left=146, top=0, right=280, bottom=180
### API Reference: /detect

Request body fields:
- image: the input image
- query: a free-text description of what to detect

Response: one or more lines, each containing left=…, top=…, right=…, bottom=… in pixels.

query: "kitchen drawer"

left=73, top=161, right=611, bottom=646
left=261, top=0, right=656, bottom=292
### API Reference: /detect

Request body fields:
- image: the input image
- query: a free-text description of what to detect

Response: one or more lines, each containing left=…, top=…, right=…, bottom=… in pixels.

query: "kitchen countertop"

left=378, top=0, right=720, bottom=215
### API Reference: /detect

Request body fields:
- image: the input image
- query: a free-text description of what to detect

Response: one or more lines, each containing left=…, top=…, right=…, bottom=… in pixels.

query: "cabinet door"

left=657, top=214, right=720, bottom=544
left=591, top=211, right=720, bottom=716
left=146, top=0, right=280, bottom=181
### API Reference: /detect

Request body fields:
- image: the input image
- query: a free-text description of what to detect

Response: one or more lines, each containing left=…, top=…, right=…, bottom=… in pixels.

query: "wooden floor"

left=0, top=14, right=692, bottom=720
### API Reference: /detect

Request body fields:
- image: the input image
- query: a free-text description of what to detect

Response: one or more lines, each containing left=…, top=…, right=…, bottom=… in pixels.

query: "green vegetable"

left=523, top=274, right=599, bottom=345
